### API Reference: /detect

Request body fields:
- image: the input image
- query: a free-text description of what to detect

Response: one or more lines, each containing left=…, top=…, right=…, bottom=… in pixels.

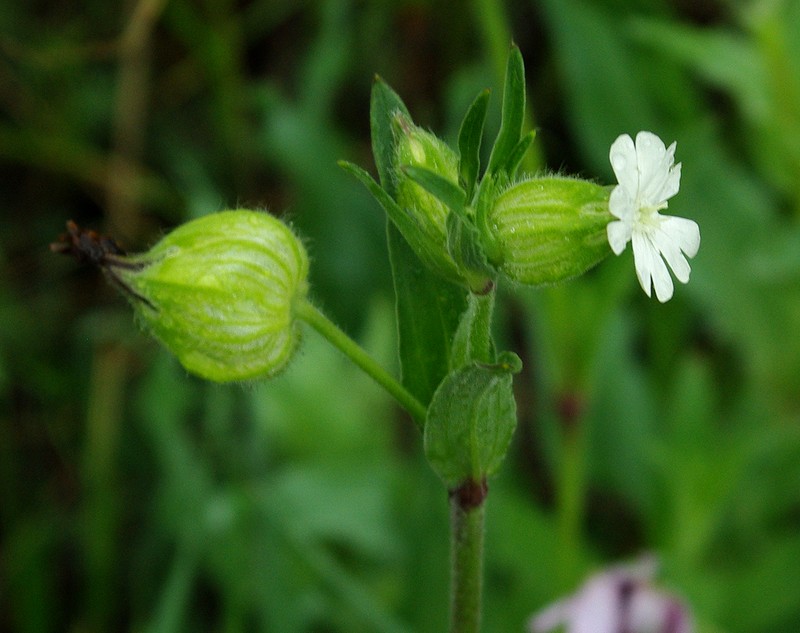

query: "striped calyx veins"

left=112, top=210, right=309, bottom=382
left=483, top=177, right=613, bottom=286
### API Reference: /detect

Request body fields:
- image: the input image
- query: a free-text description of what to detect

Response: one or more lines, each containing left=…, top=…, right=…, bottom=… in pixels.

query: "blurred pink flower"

left=528, top=556, right=692, bottom=633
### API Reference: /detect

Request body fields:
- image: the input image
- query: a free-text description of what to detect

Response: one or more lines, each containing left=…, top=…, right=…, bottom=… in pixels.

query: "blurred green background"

left=2, top=0, right=800, bottom=631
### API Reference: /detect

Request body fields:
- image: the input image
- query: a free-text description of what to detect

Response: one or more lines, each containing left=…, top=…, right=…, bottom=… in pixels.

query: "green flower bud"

left=424, top=352, right=521, bottom=488
left=112, top=210, right=309, bottom=382
left=481, top=177, right=613, bottom=286
left=393, top=115, right=464, bottom=283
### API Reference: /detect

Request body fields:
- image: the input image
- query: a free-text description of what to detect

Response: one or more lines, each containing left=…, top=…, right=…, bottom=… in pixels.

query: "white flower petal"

left=632, top=588, right=694, bottom=633
left=637, top=133, right=683, bottom=208
left=661, top=215, right=700, bottom=258
left=651, top=254, right=675, bottom=302
left=570, top=578, right=619, bottom=633
left=635, top=131, right=667, bottom=170
left=609, top=134, right=638, bottom=198
left=651, top=224, right=691, bottom=283
left=635, top=132, right=670, bottom=202
left=629, top=587, right=675, bottom=632
left=664, top=140, right=677, bottom=164
left=632, top=230, right=676, bottom=301
left=607, top=219, right=631, bottom=255
left=640, top=142, right=680, bottom=207
left=661, top=159, right=681, bottom=202
left=664, top=249, right=691, bottom=284
left=609, top=183, right=635, bottom=222
left=631, top=231, right=653, bottom=296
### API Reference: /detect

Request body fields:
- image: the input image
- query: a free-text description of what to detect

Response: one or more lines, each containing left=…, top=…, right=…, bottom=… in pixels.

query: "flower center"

left=635, top=200, right=667, bottom=230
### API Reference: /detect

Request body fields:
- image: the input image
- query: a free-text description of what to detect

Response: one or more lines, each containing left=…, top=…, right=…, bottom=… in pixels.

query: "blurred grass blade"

left=145, top=549, right=196, bottom=633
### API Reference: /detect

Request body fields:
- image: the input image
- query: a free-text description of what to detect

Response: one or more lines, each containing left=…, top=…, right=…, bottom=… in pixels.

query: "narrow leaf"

left=370, top=76, right=410, bottom=192
left=401, top=165, right=467, bottom=214
left=505, top=130, right=537, bottom=178
left=487, top=45, right=526, bottom=176
left=458, top=89, right=491, bottom=199
left=387, top=228, right=466, bottom=406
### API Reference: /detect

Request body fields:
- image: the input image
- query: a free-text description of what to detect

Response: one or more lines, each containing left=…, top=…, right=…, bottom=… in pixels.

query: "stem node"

left=449, top=478, right=486, bottom=633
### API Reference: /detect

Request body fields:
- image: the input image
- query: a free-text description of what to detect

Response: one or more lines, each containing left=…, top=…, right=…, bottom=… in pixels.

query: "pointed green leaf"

left=370, top=76, right=410, bottom=193
left=401, top=165, right=467, bottom=214
left=487, top=45, right=526, bottom=176
left=505, top=130, right=537, bottom=178
left=458, top=89, right=491, bottom=199
left=387, top=228, right=466, bottom=406
left=424, top=352, right=521, bottom=487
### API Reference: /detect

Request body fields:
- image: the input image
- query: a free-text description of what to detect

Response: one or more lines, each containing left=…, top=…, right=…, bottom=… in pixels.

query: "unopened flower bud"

left=482, top=177, right=613, bottom=286
left=110, top=210, right=308, bottom=382
left=394, top=115, right=464, bottom=283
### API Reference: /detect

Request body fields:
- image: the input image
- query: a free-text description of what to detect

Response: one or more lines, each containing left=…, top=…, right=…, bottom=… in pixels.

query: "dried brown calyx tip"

left=50, top=220, right=128, bottom=268
left=51, top=220, right=154, bottom=309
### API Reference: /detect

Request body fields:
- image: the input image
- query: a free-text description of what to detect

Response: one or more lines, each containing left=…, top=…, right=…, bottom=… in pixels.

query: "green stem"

left=449, top=480, right=487, bottom=633
left=296, top=299, right=427, bottom=428
left=451, top=289, right=496, bottom=369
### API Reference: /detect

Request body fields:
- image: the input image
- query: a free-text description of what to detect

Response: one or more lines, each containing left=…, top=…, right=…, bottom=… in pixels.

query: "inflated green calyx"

left=482, top=177, right=613, bottom=286
left=111, top=210, right=309, bottom=382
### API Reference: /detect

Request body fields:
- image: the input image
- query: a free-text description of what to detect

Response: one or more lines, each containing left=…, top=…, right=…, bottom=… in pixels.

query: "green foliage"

left=3, top=1, right=800, bottom=632
left=457, top=89, right=491, bottom=199
left=368, top=76, right=468, bottom=405
left=486, top=45, right=526, bottom=176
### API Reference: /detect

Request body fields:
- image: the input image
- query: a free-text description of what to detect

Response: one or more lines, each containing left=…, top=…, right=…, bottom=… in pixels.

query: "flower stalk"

left=295, top=299, right=428, bottom=427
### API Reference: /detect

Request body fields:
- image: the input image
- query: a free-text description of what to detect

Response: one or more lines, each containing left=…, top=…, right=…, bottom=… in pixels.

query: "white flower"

left=607, top=131, right=700, bottom=302
left=528, top=556, right=693, bottom=633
